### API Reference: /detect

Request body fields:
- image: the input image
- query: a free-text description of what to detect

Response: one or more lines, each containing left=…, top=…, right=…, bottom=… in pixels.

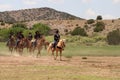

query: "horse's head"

left=59, top=39, right=66, bottom=48
left=10, top=35, right=15, bottom=41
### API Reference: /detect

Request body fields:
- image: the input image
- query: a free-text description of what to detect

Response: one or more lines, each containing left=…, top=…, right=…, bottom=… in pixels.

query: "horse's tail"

left=47, top=43, right=52, bottom=54
left=47, top=45, right=50, bottom=54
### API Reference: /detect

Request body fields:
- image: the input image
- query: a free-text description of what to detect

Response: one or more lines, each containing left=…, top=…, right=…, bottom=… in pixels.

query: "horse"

left=47, top=39, right=66, bottom=61
left=7, top=36, right=15, bottom=53
left=34, top=37, right=46, bottom=57
left=23, top=37, right=33, bottom=53
left=16, top=38, right=25, bottom=55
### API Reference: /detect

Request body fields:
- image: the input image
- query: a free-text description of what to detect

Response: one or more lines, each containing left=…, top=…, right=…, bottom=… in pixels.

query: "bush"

left=0, top=29, right=10, bottom=41
left=1, top=22, right=5, bottom=26
left=9, top=27, right=25, bottom=35
left=96, top=15, right=102, bottom=20
left=33, top=23, right=51, bottom=35
left=87, top=19, right=95, bottom=24
left=71, top=27, right=87, bottom=36
left=107, top=29, right=120, bottom=45
left=94, top=22, right=105, bottom=32
left=84, top=24, right=89, bottom=30
left=12, top=23, right=27, bottom=29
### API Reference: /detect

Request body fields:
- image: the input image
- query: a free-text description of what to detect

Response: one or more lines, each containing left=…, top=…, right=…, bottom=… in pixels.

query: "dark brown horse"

left=16, top=39, right=25, bottom=55
left=47, top=39, right=66, bottom=60
left=7, top=36, right=15, bottom=53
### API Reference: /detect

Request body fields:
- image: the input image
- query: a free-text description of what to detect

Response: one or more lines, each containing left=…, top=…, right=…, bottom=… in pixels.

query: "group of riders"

left=7, top=30, right=60, bottom=49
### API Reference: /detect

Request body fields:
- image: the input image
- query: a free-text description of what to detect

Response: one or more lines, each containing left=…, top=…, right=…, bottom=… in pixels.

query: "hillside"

left=25, top=19, right=120, bottom=35
left=0, top=7, right=83, bottom=23
left=0, top=7, right=120, bottom=36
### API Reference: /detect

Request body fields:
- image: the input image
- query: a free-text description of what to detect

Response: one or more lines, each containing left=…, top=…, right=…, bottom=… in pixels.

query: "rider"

left=34, top=31, right=41, bottom=46
left=6, top=31, right=14, bottom=46
left=53, top=30, right=60, bottom=49
left=16, top=31, right=24, bottom=46
left=27, top=32, right=33, bottom=41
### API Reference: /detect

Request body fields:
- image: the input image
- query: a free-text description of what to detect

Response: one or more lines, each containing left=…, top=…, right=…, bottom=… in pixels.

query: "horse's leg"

left=37, top=49, right=41, bottom=58
left=10, top=47, right=13, bottom=54
left=55, top=49, right=58, bottom=60
left=52, top=49, right=55, bottom=60
left=60, top=50, right=62, bottom=61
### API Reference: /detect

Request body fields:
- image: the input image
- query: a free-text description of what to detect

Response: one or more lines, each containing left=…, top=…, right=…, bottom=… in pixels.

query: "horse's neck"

left=57, top=42, right=62, bottom=47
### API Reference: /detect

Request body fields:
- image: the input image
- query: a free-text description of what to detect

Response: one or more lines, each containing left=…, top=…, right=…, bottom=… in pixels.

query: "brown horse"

left=16, top=39, right=25, bottom=55
left=23, top=37, right=33, bottom=52
left=7, top=36, right=15, bottom=53
left=32, top=36, right=46, bottom=57
left=47, top=39, right=66, bottom=60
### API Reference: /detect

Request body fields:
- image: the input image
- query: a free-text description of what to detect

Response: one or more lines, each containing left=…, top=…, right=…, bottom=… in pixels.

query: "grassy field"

left=0, top=36, right=120, bottom=80
left=0, top=42, right=120, bottom=57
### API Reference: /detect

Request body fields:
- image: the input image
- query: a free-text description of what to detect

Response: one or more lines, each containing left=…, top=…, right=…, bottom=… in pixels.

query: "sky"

left=0, top=0, right=120, bottom=19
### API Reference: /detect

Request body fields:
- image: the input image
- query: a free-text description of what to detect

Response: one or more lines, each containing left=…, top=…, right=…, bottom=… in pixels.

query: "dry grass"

left=0, top=56, right=120, bottom=80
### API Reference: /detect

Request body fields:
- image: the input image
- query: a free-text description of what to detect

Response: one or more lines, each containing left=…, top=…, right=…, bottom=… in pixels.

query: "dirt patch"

left=0, top=55, right=120, bottom=78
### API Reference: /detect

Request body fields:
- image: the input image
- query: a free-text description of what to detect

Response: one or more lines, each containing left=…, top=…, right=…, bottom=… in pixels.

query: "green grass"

left=0, top=42, right=120, bottom=57
left=64, top=43, right=120, bottom=57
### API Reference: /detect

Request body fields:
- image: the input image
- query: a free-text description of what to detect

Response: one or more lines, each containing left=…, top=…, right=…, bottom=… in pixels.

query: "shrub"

left=33, top=23, right=51, bottom=35
left=94, top=21, right=105, bottom=32
left=64, top=29, right=68, bottom=33
left=12, top=23, right=27, bottom=29
left=71, top=27, right=88, bottom=36
left=96, top=15, right=102, bottom=20
left=9, top=27, right=25, bottom=36
left=0, top=29, right=10, bottom=41
left=107, top=29, right=120, bottom=45
left=87, top=19, right=95, bottom=24
left=1, top=22, right=5, bottom=25
left=84, top=24, right=89, bottom=30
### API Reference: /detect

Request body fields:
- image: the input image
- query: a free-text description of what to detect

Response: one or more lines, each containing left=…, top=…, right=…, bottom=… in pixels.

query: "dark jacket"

left=54, top=33, right=60, bottom=42
left=34, top=33, right=41, bottom=40
left=17, top=33, right=24, bottom=40
left=28, top=34, right=33, bottom=40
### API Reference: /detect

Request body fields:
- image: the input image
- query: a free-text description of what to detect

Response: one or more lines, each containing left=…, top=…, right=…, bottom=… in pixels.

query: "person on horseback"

left=53, top=30, right=60, bottom=49
left=6, top=31, right=14, bottom=46
left=27, top=32, right=33, bottom=41
left=34, top=31, right=41, bottom=46
left=16, top=31, right=24, bottom=47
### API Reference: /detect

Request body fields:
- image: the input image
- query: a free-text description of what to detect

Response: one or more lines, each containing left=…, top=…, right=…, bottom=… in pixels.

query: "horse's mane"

left=59, top=39, right=66, bottom=43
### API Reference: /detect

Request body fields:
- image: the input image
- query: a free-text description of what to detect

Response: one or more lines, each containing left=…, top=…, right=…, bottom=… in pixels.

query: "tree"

left=94, top=21, right=105, bottom=32
left=87, top=19, right=95, bottom=24
left=71, top=27, right=87, bottom=36
left=107, top=29, right=120, bottom=45
left=33, top=23, right=51, bottom=35
left=96, top=15, right=102, bottom=20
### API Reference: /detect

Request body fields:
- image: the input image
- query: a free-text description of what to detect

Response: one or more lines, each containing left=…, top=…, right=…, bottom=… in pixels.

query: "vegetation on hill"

left=71, top=27, right=88, bottom=36
left=94, top=21, right=105, bottom=32
left=96, top=15, right=102, bottom=20
left=107, top=29, right=120, bottom=45
left=87, top=19, right=95, bottom=24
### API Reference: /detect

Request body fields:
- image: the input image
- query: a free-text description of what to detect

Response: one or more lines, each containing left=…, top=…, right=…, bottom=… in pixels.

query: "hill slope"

left=0, top=7, right=83, bottom=23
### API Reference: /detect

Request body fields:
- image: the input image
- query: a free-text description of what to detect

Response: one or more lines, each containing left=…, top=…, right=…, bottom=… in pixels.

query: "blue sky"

left=0, top=0, right=120, bottom=19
